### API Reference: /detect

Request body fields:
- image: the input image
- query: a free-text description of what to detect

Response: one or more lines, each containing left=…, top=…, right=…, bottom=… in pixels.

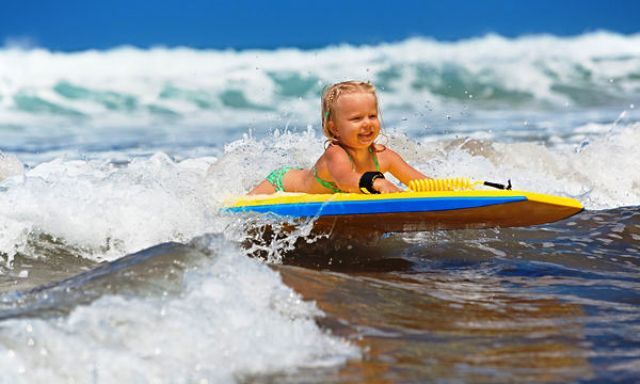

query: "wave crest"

left=1, top=32, right=639, bottom=128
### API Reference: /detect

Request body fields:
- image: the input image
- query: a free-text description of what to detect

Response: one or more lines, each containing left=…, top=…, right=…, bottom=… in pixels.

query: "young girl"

left=248, top=81, right=428, bottom=195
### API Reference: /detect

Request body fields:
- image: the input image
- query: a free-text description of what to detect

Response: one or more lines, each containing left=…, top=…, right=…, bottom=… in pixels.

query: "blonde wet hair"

left=321, top=80, right=379, bottom=142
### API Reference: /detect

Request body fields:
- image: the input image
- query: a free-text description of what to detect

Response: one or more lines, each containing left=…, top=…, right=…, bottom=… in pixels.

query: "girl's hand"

left=373, top=178, right=402, bottom=194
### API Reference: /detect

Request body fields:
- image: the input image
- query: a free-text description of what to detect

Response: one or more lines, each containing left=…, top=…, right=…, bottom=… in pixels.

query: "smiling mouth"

left=358, top=132, right=374, bottom=141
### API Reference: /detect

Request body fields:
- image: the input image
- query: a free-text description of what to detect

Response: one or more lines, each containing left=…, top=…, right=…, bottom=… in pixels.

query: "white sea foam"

left=1, top=122, right=638, bottom=264
left=0, top=129, right=318, bottom=263
left=1, top=32, right=639, bottom=131
left=0, top=153, right=221, bottom=264
left=0, top=152, right=24, bottom=180
left=0, top=237, right=358, bottom=382
left=409, top=123, right=640, bottom=210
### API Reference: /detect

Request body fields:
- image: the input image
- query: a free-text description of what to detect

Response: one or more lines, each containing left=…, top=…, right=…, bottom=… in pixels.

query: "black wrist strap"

left=359, top=171, right=385, bottom=194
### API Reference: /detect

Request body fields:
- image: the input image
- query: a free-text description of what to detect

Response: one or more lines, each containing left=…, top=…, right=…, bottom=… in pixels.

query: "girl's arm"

left=385, top=148, right=429, bottom=186
left=324, top=146, right=364, bottom=193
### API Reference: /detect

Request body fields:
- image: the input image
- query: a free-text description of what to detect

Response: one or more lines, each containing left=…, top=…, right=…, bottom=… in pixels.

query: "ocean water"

left=0, top=32, right=639, bottom=382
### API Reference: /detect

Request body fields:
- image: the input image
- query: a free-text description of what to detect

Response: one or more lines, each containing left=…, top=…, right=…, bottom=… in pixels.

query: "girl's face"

left=329, top=92, right=380, bottom=149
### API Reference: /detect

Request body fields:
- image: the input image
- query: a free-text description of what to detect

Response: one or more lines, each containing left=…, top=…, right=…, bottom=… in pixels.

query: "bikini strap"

left=337, top=144, right=356, bottom=166
left=313, top=166, right=342, bottom=193
left=369, top=146, right=380, bottom=171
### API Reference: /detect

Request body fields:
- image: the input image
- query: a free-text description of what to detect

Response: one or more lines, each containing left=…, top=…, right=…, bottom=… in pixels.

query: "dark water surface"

left=1, top=207, right=638, bottom=382
left=267, top=207, right=640, bottom=383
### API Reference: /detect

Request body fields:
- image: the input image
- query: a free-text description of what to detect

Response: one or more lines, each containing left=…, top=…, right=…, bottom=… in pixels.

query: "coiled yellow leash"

left=408, top=177, right=512, bottom=192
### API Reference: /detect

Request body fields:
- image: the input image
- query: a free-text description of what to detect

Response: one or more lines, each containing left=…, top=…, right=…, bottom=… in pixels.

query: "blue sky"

left=2, top=0, right=639, bottom=51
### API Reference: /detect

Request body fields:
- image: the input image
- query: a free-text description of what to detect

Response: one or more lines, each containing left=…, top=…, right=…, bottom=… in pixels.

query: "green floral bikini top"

left=313, top=145, right=380, bottom=193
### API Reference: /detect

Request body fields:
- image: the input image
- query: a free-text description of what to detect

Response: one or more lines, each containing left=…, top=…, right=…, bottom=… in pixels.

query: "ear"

left=327, top=120, right=338, bottom=138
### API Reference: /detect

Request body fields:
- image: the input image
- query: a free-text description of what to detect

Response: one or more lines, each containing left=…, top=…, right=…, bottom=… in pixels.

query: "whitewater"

left=1, top=32, right=639, bottom=383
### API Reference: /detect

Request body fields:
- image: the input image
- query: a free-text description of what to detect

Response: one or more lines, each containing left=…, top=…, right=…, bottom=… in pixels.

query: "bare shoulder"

left=322, top=144, right=350, bottom=163
left=315, top=145, right=351, bottom=177
left=374, top=145, right=415, bottom=175
left=374, top=144, right=403, bottom=162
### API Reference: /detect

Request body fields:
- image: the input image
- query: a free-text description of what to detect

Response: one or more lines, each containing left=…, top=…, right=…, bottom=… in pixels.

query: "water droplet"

left=27, top=338, right=35, bottom=347
left=468, top=94, right=473, bottom=99
left=631, top=104, right=635, bottom=109
left=575, top=138, right=590, bottom=153
left=609, top=78, right=614, bottom=83
left=523, top=121, right=529, bottom=126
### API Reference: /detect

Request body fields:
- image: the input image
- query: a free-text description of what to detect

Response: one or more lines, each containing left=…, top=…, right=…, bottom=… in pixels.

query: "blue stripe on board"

left=226, top=196, right=527, bottom=217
